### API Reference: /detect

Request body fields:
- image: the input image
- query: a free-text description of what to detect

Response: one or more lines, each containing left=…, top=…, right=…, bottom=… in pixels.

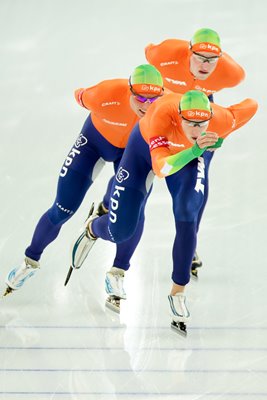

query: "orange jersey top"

left=75, top=79, right=139, bottom=148
left=139, top=93, right=258, bottom=177
left=145, top=39, right=245, bottom=95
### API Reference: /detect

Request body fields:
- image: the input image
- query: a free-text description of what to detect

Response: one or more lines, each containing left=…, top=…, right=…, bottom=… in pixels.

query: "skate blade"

left=191, top=256, right=202, bottom=280
left=191, top=268, right=199, bottom=280
left=2, top=286, right=14, bottom=297
left=171, top=321, right=187, bottom=337
left=85, top=202, right=95, bottom=221
left=64, top=266, right=74, bottom=286
left=105, top=296, right=120, bottom=314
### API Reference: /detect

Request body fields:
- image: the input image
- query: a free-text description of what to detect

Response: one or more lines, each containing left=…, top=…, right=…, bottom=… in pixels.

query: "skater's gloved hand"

left=206, top=137, right=224, bottom=152
left=196, top=132, right=218, bottom=149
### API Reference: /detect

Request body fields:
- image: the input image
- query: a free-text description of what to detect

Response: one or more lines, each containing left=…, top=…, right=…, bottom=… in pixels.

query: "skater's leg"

left=192, top=151, right=214, bottom=277
left=25, top=119, right=106, bottom=262
left=104, top=195, right=148, bottom=312
left=25, top=168, right=94, bottom=261
left=102, top=176, right=114, bottom=211
left=66, top=123, right=127, bottom=276
left=166, top=154, right=212, bottom=285
left=91, top=126, right=153, bottom=311
left=165, top=154, right=212, bottom=333
left=111, top=182, right=152, bottom=270
left=5, top=116, right=106, bottom=293
left=92, top=125, right=153, bottom=244
left=98, top=156, right=123, bottom=217
left=196, top=151, right=214, bottom=232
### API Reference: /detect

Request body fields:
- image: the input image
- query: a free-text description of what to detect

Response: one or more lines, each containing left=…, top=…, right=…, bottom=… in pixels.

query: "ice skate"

left=64, top=203, right=98, bottom=286
left=96, top=201, right=108, bottom=216
left=191, top=251, right=203, bottom=279
left=3, top=257, right=40, bottom=296
left=105, top=267, right=126, bottom=313
left=168, top=293, right=190, bottom=336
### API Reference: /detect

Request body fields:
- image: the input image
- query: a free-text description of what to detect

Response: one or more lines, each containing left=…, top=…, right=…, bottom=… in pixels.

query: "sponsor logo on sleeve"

left=149, top=136, right=169, bottom=151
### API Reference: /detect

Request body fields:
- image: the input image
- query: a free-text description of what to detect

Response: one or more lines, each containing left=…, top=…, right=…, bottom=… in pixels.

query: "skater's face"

left=189, top=51, right=220, bottom=80
left=181, top=117, right=211, bottom=144
left=129, top=90, right=163, bottom=118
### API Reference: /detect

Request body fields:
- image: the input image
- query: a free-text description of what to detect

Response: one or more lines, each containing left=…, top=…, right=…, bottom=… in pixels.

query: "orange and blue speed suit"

left=92, top=93, right=258, bottom=285
left=25, top=79, right=144, bottom=271
left=145, top=39, right=245, bottom=96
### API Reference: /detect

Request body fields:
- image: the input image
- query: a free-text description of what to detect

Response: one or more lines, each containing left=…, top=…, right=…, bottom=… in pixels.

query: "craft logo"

left=56, top=202, right=74, bottom=215
left=102, top=101, right=120, bottom=107
left=160, top=61, right=179, bottom=66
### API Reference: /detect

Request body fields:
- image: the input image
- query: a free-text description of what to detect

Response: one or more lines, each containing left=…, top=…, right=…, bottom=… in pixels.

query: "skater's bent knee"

left=108, top=224, right=135, bottom=243
left=48, top=204, right=75, bottom=225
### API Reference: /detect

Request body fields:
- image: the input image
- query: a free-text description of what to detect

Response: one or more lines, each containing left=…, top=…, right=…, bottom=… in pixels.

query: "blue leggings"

left=92, top=124, right=213, bottom=286
left=25, top=115, right=144, bottom=270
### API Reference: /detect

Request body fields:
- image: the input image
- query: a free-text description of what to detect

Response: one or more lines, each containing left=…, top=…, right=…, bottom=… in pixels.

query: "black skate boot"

left=191, top=252, right=203, bottom=279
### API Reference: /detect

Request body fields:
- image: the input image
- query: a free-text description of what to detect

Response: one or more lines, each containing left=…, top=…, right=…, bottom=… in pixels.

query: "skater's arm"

left=150, top=132, right=219, bottom=177
left=74, top=80, right=121, bottom=111
left=211, top=99, right=258, bottom=139
left=157, top=144, right=205, bottom=177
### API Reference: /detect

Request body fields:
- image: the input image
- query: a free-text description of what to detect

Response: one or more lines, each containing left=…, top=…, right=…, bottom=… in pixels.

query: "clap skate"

left=168, top=293, right=190, bottom=336
left=105, top=267, right=127, bottom=313
left=64, top=203, right=98, bottom=286
left=3, top=257, right=40, bottom=296
left=96, top=201, right=108, bottom=217
left=191, top=251, right=203, bottom=279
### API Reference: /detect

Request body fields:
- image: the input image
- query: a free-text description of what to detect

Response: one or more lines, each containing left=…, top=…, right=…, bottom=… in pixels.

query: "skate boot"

left=64, top=203, right=98, bottom=286
left=168, top=293, right=190, bottom=336
left=4, top=257, right=40, bottom=296
left=191, top=251, right=203, bottom=279
left=96, top=201, right=108, bottom=216
left=105, top=267, right=127, bottom=314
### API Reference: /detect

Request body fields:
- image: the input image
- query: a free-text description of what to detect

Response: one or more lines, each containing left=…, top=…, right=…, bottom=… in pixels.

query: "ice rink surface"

left=0, top=0, right=267, bottom=398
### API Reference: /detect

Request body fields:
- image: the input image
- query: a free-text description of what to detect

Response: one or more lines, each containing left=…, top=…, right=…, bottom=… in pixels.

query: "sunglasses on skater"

left=130, top=88, right=161, bottom=103
left=181, top=116, right=211, bottom=127
left=192, top=51, right=220, bottom=64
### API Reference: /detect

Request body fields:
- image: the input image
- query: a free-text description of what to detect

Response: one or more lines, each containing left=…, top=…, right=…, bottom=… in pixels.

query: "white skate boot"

left=191, top=251, right=203, bottom=279
left=64, top=203, right=98, bottom=286
left=105, top=267, right=127, bottom=313
left=4, top=257, right=40, bottom=296
left=168, top=293, right=190, bottom=336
